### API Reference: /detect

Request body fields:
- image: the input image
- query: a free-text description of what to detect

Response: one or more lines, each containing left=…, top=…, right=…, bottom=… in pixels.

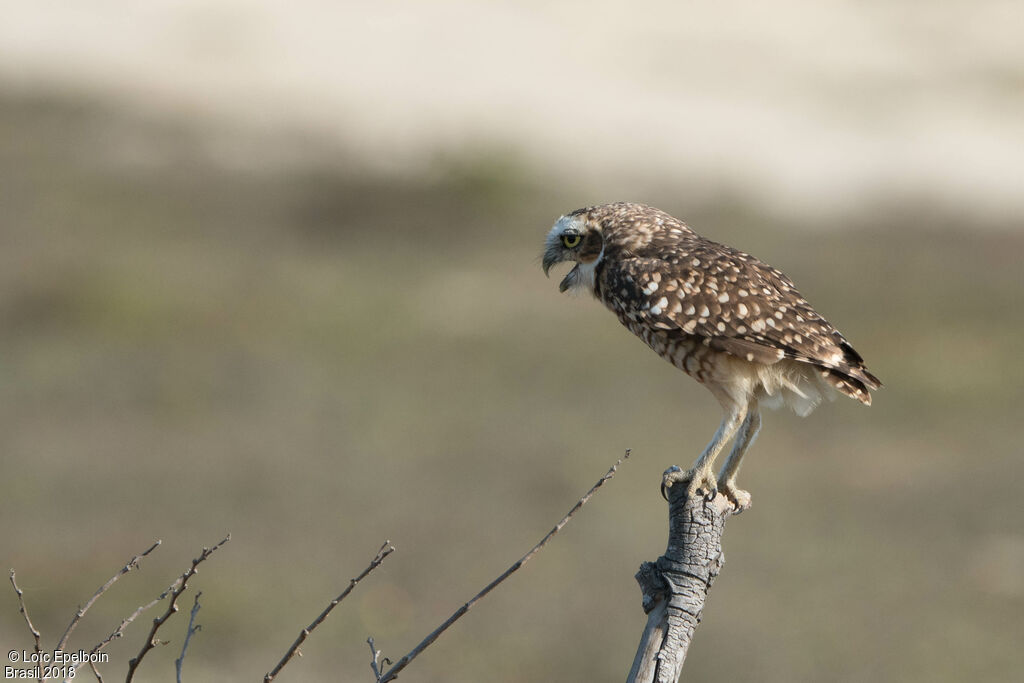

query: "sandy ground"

left=1, top=0, right=1022, bottom=219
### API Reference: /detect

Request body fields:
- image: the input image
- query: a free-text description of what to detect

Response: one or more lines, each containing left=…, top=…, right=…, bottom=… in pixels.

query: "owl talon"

left=719, top=479, right=752, bottom=514
left=687, top=469, right=718, bottom=501
left=660, top=466, right=684, bottom=500
left=660, top=466, right=717, bottom=501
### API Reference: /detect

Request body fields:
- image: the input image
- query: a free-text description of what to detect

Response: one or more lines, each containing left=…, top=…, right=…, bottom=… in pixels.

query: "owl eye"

left=561, top=233, right=582, bottom=248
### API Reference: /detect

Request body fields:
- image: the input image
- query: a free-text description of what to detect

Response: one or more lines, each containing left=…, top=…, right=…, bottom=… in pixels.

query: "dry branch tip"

left=57, top=539, right=162, bottom=652
left=124, top=534, right=230, bottom=683
left=264, top=540, right=395, bottom=683
left=174, top=592, right=203, bottom=683
left=8, top=569, right=42, bottom=660
left=375, top=450, right=631, bottom=683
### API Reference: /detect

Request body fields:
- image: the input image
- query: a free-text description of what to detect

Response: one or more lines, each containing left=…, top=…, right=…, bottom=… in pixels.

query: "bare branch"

left=175, top=592, right=203, bottom=683
left=627, top=466, right=732, bottom=683
left=77, top=591, right=165, bottom=677
left=264, top=540, right=396, bottom=683
left=377, top=449, right=631, bottom=683
left=367, top=637, right=390, bottom=682
left=89, top=660, right=104, bottom=682
left=74, top=543, right=206, bottom=678
left=125, top=534, right=231, bottom=683
left=56, top=540, right=162, bottom=651
left=8, top=569, right=43, bottom=669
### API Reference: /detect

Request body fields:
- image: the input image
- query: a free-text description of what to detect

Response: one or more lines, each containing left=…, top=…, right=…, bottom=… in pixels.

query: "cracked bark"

left=626, top=475, right=732, bottom=683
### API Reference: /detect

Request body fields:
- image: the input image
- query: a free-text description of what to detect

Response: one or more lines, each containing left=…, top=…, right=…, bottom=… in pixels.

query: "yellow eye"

left=561, top=233, right=582, bottom=248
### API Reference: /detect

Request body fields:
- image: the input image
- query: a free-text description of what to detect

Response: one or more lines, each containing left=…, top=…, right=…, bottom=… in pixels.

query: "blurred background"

left=1, top=1, right=1022, bottom=681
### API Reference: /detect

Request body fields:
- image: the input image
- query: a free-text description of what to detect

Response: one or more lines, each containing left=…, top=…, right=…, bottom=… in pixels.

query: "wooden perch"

left=626, top=467, right=733, bottom=683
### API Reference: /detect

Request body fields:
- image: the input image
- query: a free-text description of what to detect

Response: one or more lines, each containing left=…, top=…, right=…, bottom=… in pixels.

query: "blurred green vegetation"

left=1, top=92, right=1022, bottom=682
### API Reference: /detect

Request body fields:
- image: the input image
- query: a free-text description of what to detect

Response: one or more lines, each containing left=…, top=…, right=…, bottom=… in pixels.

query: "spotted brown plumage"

left=542, top=202, right=881, bottom=511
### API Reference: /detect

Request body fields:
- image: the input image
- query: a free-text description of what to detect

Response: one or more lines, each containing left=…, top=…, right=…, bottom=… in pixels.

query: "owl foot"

left=661, top=465, right=718, bottom=502
left=718, top=479, right=752, bottom=514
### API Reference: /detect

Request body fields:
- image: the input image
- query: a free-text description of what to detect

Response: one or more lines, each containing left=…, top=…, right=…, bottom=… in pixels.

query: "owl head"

left=541, top=210, right=605, bottom=293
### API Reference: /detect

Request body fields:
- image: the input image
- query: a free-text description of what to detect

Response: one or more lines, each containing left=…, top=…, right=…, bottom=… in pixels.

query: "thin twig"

left=56, top=540, right=162, bottom=651
left=9, top=570, right=43, bottom=671
left=89, top=660, right=104, bottom=682
left=377, top=450, right=631, bottom=683
left=264, top=540, right=396, bottom=683
left=367, top=637, right=390, bottom=682
left=175, top=592, right=203, bottom=683
left=72, top=538, right=222, bottom=679
left=125, top=534, right=230, bottom=683
left=76, top=592, right=165, bottom=676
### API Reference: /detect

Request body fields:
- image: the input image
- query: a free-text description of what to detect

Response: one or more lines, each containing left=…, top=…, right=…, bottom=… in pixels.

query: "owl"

left=542, top=202, right=881, bottom=511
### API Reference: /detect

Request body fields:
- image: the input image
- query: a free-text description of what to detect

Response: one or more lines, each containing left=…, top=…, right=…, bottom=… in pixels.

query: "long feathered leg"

left=717, top=398, right=761, bottom=513
left=666, top=401, right=748, bottom=499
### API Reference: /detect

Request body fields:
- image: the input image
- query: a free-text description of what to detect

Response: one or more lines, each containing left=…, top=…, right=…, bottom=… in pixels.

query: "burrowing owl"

left=541, top=202, right=881, bottom=512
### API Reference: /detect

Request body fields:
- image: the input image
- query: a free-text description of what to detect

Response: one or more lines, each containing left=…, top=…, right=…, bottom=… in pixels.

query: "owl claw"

left=661, top=466, right=718, bottom=502
left=660, top=466, right=683, bottom=500
left=719, top=479, right=752, bottom=514
left=688, top=469, right=719, bottom=501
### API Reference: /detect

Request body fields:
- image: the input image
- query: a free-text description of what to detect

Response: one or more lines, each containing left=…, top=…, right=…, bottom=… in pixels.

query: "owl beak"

left=541, top=248, right=562, bottom=277
left=558, top=264, right=579, bottom=293
left=542, top=247, right=576, bottom=293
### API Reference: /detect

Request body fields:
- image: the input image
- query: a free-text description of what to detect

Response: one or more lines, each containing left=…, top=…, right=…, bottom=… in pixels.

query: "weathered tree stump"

left=626, top=467, right=733, bottom=683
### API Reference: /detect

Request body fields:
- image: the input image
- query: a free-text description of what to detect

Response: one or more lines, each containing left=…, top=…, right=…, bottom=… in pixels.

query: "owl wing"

left=600, top=247, right=880, bottom=390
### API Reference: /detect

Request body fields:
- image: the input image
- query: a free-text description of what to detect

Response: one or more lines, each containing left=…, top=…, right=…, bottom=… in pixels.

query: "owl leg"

left=717, top=399, right=761, bottom=514
left=665, top=402, right=748, bottom=500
